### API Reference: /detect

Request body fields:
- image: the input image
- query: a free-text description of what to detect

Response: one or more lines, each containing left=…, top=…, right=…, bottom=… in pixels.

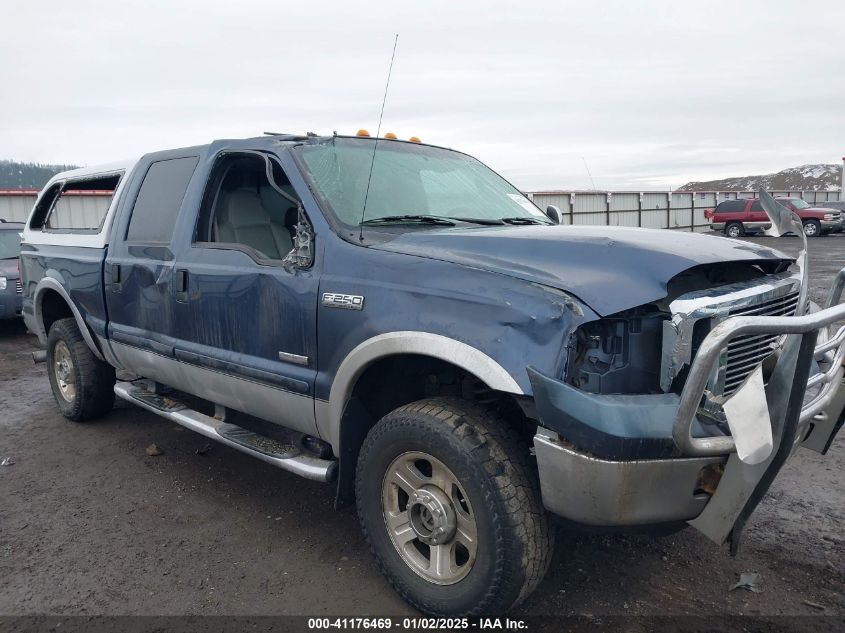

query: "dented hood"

left=372, top=225, right=791, bottom=316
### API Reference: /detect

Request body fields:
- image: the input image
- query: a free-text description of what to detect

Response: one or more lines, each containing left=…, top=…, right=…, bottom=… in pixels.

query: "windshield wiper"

left=451, top=217, right=506, bottom=225
left=360, top=215, right=456, bottom=226
left=500, top=216, right=550, bottom=225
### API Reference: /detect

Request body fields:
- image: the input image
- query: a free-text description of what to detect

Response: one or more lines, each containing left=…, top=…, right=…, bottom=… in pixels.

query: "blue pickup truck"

left=20, top=133, right=845, bottom=616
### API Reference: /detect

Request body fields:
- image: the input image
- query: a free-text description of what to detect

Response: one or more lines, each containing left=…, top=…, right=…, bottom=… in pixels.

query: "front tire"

left=46, top=317, right=115, bottom=421
left=355, top=398, right=553, bottom=616
left=803, top=219, right=821, bottom=237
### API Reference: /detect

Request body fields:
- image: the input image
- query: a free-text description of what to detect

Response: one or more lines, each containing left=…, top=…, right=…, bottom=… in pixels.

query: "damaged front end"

left=529, top=191, right=845, bottom=551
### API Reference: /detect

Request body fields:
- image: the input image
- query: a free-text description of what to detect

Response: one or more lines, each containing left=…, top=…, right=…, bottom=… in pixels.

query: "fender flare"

left=321, top=331, right=524, bottom=451
left=33, top=276, right=104, bottom=361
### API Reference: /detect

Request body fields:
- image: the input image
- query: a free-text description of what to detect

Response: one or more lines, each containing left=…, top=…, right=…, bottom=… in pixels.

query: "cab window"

left=126, top=157, right=199, bottom=243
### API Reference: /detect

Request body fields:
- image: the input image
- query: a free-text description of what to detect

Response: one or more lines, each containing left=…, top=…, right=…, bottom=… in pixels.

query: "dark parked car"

left=705, top=197, right=842, bottom=237
left=813, top=200, right=845, bottom=213
left=0, top=219, right=24, bottom=320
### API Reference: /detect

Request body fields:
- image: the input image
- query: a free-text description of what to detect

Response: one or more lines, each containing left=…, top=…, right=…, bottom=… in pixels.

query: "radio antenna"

left=581, top=156, right=597, bottom=191
left=358, top=34, right=399, bottom=241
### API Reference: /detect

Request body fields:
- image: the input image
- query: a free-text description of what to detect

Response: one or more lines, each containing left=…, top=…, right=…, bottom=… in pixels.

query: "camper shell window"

left=32, top=174, right=122, bottom=232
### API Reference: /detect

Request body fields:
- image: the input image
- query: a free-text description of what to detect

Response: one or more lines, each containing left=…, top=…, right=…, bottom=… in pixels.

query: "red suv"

left=705, top=197, right=843, bottom=238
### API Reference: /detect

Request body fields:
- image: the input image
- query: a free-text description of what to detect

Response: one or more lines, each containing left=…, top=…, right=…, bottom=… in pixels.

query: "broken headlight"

left=564, top=307, right=668, bottom=395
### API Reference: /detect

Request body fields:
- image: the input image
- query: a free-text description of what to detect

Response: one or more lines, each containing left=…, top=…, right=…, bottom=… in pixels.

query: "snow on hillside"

left=678, top=163, right=841, bottom=192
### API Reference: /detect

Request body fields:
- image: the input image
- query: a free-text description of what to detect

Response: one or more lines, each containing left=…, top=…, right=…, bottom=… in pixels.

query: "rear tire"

left=46, top=317, right=115, bottom=421
left=355, top=398, right=553, bottom=616
left=803, top=220, right=821, bottom=237
left=725, top=222, right=745, bottom=238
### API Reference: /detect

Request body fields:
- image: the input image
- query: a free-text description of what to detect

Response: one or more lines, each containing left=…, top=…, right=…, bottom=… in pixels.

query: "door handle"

left=110, top=263, right=122, bottom=292
left=176, top=269, right=188, bottom=294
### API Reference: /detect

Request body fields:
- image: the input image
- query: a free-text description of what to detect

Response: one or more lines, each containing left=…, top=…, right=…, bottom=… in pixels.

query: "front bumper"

left=529, top=267, right=845, bottom=543
left=533, top=427, right=721, bottom=526
left=0, top=285, right=23, bottom=320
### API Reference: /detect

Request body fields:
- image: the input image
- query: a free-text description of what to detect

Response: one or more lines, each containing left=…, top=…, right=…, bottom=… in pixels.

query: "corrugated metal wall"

left=0, top=193, right=110, bottom=227
left=48, top=195, right=111, bottom=229
left=2, top=188, right=843, bottom=232
left=0, top=194, right=36, bottom=223
left=528, top=189, right=843, bottom=232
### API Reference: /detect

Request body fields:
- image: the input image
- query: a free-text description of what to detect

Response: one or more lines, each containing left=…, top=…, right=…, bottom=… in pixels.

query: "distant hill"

left=0, top=160, right=79, bottom=189
left=678, top=164, right=841, bottom=192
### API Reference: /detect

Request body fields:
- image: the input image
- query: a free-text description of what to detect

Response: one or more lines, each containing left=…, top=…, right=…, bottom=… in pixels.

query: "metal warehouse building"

left=527, top=189, right=842, bottom=232
left=1, top=186, right=842, bottom=233
left=0, top=189, right=112, bottom=227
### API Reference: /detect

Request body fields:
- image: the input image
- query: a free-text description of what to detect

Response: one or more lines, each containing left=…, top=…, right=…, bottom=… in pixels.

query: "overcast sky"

left=2, top=0, right=843, bottom=190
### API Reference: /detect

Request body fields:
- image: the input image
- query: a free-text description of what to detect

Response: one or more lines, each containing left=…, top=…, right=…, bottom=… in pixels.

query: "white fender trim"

left=33, top=277, right=104, bottom=361
left=320, top=331, right=523, bottom=450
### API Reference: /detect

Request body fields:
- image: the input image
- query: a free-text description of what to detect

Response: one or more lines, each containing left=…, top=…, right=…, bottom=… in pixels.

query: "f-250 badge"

left=321, top=292, right=364, bottom=311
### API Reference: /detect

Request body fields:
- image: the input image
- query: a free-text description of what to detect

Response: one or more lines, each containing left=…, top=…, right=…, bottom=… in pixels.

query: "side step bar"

left=114, top=381, right=337, bottom=482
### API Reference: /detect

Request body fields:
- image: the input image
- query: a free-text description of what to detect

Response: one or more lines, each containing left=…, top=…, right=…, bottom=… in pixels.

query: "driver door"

left=170, top=148, right=320, bottom=436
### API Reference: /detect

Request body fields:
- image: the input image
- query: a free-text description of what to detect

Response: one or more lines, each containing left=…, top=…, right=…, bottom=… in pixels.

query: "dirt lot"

left=0, top=234, right=842, bottom=619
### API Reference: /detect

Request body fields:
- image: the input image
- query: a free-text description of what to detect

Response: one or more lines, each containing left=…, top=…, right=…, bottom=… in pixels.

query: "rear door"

left=748, top=199, right=769, bottom=226
left=104, top=150, right=203, bottom=375
left=714, top=200, right=744, bottom=225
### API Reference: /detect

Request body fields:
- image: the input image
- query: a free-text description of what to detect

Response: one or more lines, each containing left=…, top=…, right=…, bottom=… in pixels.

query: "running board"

left=114, top=381, right=337, bottom=482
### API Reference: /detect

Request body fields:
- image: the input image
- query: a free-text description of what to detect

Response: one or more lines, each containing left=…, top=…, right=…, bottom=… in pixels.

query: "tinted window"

left=0, top=228, right=22, bottom=259
left=715, top=200, right=745, bottom=213
left=127, top=157, right=199, bottom=243
left=750, top=201, right=763, bottom=212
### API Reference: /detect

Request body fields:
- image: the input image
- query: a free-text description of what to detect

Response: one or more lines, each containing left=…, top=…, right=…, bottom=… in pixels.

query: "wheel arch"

left=33, top=277, right=104, bottom=361
left=321, top=331, right=526, bottom=508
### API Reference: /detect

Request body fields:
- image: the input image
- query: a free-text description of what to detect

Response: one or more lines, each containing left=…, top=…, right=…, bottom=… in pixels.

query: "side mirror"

left=545, top=205, right=562, bottom=224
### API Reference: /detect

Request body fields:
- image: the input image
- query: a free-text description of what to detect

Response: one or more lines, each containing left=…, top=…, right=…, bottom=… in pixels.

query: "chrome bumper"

left=532, top=265, right=845, bottom=545
left=533, top=428, right=722, bottom=526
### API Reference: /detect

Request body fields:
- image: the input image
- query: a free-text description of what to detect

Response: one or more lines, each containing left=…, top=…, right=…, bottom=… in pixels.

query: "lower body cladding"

left=527, top=291, right=845, bottom=545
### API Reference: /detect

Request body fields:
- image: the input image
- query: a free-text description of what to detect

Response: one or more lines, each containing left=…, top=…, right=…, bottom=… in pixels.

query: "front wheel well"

left=334, top=354, right=532, bottom=509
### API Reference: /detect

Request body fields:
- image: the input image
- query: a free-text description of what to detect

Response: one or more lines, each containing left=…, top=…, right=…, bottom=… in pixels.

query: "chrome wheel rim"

left=804, top=223, right=817, bottom=236
left=727, top=225, right=741, bottom=237
left=53, top=341, right=77, bottom=402
left=381, top=451, right=478, bottom=585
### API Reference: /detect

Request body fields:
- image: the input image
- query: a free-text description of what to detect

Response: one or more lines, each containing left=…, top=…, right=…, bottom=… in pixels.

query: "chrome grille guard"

left=672, top=281, right=845, bottom=457
left=673, top=192, right=845, bottom=459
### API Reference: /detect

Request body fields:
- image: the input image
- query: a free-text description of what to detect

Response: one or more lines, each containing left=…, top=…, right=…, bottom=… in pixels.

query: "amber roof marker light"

left=408, top=136, right=421, bottom=143
left=384, top=132, right=397, bottom=139
left=356, top=129, right=371, bottom=137
left=358, top=33, right=400, bottom=241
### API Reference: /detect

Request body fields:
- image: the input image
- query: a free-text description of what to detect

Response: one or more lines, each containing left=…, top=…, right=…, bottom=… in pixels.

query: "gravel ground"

left=0, top=233, right=842, bottom=619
